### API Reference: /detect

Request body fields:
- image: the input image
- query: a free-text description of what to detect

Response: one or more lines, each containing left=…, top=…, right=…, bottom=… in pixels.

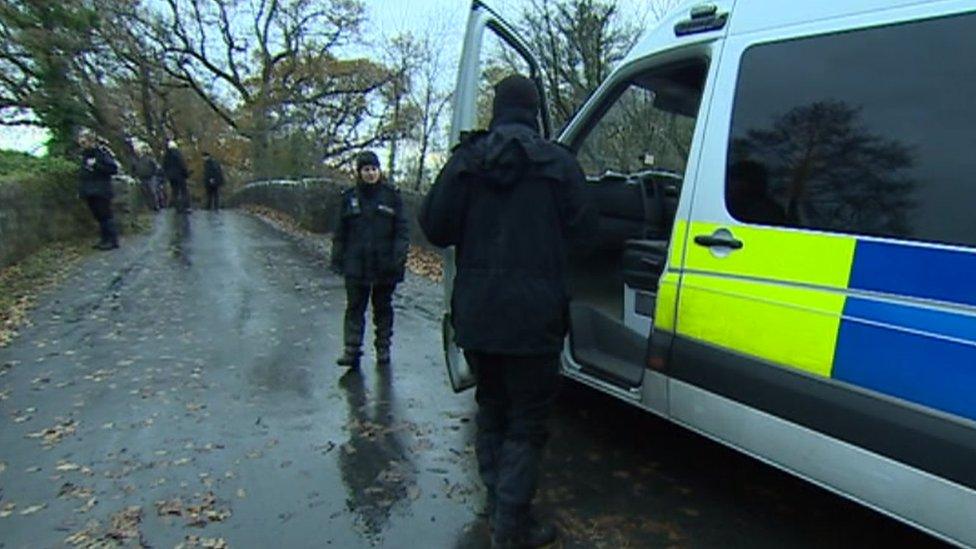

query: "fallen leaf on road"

left=56, top=461, right=82, bottom=472
left=76, top=497, right=97, bottom=513
left=20, top=503, right=46, bottom=515
left=25, top=466, right=41, bottom=473
left=178, top=535, right=229, bottom=549
left=105, top=506, right=142, bottom=543
left=0, top=461, right=6, bottom=475
left=184, top=492, right=231, bottom=527
left=1, top=503, right=15, bottom=517
left=25, top=419, right=77, bottom=446
left=64, top=521, right=100, bottom=546
left=58, top=482, right=94, bottom=501
left=155, top=498, right=183, bottom=517
left=83, top=369, right=115, bottom=382
left=236, top=489, right=246, bottom=499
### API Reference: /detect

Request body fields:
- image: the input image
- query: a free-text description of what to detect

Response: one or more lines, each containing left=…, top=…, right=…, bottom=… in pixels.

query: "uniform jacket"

left=203, top=158, right=225, bottom=188
left=331, top=181, right=410, bottom=284
left=162, top=148, right=189, bottom=183
left=77, top=146, right=119, bottom=199
left=419, top=112, right=596, bottom=355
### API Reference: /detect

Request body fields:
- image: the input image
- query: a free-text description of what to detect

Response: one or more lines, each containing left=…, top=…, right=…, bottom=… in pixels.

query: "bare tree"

left=499, top=0, right=640, bottom=129
left=117, top=0, right=395, bottom=176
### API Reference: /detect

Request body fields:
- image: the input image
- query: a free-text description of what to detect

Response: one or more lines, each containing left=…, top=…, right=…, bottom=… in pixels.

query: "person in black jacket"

left=162, top=140, right=190, bottom=213
left=331, top=151, right=410, bottom=368
left=133, top=142, right=163, bottom=211
left=77, top=130, right=120, bottom=250
left=419, top=74, right=595, bottom=548
left=202, top=152, right=225, bottom=210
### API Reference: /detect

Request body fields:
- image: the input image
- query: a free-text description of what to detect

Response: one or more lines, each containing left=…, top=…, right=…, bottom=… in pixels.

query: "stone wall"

left=227, top=178, right=431, bottom=247
left=0, top=175, right=145, bottom=268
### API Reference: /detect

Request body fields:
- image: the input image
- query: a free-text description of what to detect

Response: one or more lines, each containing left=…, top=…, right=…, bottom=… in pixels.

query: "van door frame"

left=556, top=39, right=728, bottom=417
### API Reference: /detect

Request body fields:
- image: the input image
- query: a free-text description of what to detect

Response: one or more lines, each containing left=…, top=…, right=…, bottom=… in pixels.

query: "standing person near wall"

left=77, top=129, right=120, bottom=251
left=201, top=152, right=225, bottom=211
left=419, top=74, right=595, bottom=549
left=163, top=140, right=190, bottom=213
left=133, top=142, right=163, bottom=211
left=330, top=151, right=410, bottom=369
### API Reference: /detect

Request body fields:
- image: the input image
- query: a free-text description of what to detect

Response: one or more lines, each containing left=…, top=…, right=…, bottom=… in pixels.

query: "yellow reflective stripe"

left=655, top=273, right=679, bottom=332
left=685, top=222, right=856, bottom=289
left=676, top=222, right=857, bottom=378
left=678, top=274, right=845, bottom=377
left=669, top=219, right=689, bottom=267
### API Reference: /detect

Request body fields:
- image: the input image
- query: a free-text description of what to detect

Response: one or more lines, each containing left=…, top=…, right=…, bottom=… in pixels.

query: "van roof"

left=620, top=0, right=948, bottom=67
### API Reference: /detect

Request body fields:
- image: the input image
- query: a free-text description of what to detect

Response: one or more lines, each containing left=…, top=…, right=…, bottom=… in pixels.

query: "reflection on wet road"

left=0, top=211, right=944, bottom=548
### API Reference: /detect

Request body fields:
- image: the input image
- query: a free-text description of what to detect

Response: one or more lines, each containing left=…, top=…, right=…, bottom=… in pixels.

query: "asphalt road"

left=0, top=211, right=946, bottom=548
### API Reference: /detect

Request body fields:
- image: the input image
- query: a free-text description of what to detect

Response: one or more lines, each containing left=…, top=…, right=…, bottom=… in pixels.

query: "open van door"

left=441, top=0, right=551, bottom=391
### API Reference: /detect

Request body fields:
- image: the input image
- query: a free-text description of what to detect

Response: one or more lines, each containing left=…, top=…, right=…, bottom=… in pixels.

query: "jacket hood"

left=473, top=114, right=557, bottom=189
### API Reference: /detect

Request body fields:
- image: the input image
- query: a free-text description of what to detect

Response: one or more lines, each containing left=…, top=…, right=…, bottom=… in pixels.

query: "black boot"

left=336, top=347, right=361, bottom=368
left=491, top=515, right=558, bottom=549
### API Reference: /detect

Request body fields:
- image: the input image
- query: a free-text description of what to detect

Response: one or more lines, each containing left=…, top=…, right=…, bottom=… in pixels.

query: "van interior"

left=565, top=59, right=707, bottom=388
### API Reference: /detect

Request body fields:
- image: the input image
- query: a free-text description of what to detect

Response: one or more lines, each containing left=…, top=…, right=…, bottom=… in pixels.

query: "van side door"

left=672, top=4, right=976, bottom=546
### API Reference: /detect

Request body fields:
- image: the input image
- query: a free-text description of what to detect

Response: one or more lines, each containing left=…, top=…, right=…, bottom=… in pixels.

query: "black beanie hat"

left=492, top=75, right=539, bottom=117
left=355, top=151, right=380, bottom=172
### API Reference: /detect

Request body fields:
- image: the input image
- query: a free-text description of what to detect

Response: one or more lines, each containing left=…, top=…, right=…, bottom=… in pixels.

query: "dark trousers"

left=171, top=180, right=189, bottom=212
left=205, top=187, right=220, bottom=210
left=343, top=281, right=396, bottom=351
left=465, top=352, right=560, bottom=534
left=85, top=196, right=118, bottom=245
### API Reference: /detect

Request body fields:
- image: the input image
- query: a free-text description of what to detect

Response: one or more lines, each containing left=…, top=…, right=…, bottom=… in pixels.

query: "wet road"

left=0, top=212, right=944, bottom=548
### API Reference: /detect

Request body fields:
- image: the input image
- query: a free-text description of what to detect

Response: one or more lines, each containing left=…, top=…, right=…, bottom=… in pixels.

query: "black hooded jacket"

left=331, top=180, right=410, bottom=285
left=419, top=111, right=595, bottom=355
left=203, top=157, right=225, bottom=188
left=162, top=148, right=189, bottom=184
left=77, top=145, right=119, bottom=199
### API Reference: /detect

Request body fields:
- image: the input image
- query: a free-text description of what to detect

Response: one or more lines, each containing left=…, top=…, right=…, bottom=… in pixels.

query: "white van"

left=441, top=1, right=976, bottom=546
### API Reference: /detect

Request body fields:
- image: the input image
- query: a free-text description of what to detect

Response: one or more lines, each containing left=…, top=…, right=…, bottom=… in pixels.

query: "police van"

left=441, top=0, right=976, bottom=545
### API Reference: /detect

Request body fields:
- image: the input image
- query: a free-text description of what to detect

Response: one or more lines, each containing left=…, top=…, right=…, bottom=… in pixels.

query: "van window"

left=727, top=12, right=976, bottom=248
left=577, top=62, right=705, bottom=178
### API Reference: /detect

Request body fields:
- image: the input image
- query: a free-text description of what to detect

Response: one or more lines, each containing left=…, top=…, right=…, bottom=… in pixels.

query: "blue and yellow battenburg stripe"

left=665, top=221, right=976, bottom=422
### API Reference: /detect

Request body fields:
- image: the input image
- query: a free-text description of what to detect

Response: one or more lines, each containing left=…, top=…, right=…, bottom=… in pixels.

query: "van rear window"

left=726, top=11, right=976, bottom=249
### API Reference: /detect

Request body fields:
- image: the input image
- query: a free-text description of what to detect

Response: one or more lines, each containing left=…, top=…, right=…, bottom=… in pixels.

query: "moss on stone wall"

left=0, top=168, right=144, bottom=268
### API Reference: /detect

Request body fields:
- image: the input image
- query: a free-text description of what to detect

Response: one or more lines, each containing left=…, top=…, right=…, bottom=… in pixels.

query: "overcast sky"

left=1, top=0, right=664, bottom=155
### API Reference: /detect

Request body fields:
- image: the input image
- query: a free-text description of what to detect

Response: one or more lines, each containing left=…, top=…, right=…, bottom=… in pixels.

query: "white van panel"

left=670, top=380, right=976, bottom=548
left=727, top=0, right=952, bottom=36
left=617, top=0, right=734, bottom=68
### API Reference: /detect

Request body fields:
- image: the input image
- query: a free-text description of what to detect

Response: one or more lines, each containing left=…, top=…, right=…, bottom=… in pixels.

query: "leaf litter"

left=25, top=418, right=77, bottom=446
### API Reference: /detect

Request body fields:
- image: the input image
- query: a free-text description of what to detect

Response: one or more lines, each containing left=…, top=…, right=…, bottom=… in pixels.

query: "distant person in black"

left=163, top=140, right=190, bottom=213
left=419, top=74, right=595, bottom=549
left=331, top=151, right=409, bottom=369
left=133, top=142, right=163, bottom=211
left=727, top=160, right=787, bottom=225
left=202, top=152, right=225, bottom=210
left=77, top=129, right=120, bottom=250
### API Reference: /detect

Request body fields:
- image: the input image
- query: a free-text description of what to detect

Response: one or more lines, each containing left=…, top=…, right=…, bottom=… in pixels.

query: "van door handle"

left=694, top=231, right=743, bottom=250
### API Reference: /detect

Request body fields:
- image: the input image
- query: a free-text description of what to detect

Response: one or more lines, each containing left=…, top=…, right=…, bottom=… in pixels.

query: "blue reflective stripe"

left=849, top=241, right=976, bottom=308
left=834, top=297, right=976, bottom=422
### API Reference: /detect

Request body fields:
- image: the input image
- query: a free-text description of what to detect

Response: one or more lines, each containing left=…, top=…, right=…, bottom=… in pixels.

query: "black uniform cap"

left=355, top=151, right=381, bottom=171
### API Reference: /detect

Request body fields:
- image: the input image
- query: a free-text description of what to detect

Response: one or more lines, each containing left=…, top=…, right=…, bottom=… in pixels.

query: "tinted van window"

left=727, top=12, right=976, bottom=248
